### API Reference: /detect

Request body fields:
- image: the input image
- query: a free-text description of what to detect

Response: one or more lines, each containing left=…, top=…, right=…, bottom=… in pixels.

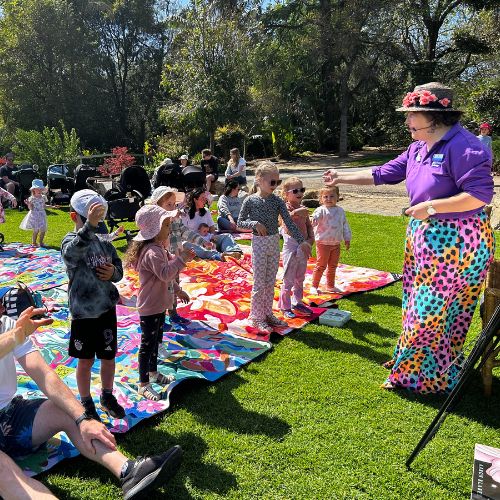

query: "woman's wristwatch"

left=426, top=202, right=437, bottom=216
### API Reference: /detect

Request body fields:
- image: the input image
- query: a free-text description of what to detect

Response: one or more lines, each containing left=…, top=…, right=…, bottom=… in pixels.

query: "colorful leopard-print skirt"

left=385, top=211, right=495, bottom=394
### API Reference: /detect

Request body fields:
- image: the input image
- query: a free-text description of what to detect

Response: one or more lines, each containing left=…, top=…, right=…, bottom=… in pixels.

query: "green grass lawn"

left=1, top=207, right=500, bottom=499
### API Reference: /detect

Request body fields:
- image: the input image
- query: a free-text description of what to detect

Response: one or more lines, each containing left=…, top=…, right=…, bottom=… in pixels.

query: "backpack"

left=1, top=281, right=46, bottom=319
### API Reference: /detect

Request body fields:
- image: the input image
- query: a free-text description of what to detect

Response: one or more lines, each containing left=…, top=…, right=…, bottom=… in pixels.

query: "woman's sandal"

left=138, top=384, right=161, bottom=401
left=150, top=372, right=175, bottom=385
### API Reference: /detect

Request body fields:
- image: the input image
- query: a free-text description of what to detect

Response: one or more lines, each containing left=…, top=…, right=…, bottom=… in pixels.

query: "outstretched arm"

left=0, top=307, right=53, bottom=359
left=323, top=169, right=375, bottom=186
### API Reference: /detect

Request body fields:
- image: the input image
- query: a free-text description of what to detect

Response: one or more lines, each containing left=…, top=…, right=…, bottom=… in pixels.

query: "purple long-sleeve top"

left=371, top=123, right=493, bottom=219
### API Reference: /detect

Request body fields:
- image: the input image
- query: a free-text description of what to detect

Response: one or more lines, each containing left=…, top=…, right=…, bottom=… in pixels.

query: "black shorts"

left=0, top=396, right=47, bottom=457
left=69, top=308, right=117, bottom=359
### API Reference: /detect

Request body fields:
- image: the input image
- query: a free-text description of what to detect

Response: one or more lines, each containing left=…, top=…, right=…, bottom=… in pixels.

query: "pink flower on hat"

left=439, top=98, right=451, bottom=107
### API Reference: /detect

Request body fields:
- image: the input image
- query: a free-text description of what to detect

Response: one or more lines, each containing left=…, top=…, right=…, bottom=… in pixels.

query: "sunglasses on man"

left=287, top=187, right=306, bottom=194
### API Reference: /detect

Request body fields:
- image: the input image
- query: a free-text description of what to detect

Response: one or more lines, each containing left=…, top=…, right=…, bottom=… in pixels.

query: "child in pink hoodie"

left=124, top=205, right=195, bottom=401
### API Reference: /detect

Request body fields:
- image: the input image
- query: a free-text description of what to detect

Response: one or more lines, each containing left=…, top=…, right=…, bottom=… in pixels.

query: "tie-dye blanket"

left=0, top=243, right=400, bottom=475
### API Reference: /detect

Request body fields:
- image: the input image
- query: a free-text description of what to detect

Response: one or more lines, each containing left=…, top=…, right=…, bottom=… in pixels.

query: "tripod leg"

left=406, top=305, right=500, bottom=468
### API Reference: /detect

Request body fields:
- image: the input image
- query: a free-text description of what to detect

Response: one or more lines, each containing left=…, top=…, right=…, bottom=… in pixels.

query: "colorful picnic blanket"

left=0, top=243, right=400, bottom=475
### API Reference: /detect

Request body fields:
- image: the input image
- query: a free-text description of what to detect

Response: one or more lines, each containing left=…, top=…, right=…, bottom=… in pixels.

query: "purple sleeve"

left=448, top=146, right=493, bottom=204
left=371, top=149, right=409, bottom=185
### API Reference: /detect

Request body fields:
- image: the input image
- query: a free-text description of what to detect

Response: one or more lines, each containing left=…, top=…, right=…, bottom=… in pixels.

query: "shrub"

left=12, top=121, right=81, bottom=179
left=492, top=139, right=500, bottom=173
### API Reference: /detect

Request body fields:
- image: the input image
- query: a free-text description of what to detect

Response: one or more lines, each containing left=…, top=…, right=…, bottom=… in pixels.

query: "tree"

left=160, top=0, right=255, bottom=151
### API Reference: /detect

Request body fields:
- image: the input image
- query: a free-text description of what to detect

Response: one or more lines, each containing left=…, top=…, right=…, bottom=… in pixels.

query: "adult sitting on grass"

left=183, top=188, right=243, bottom=258
left=0, top=301, right=183, bottom=499
left=217, top=180, right=251, bottom=233
left=324, top=82, right=495, bottom=394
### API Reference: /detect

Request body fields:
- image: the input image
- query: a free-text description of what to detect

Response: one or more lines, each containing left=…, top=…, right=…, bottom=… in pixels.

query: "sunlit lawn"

left=1, top=207, right=500, bottom=499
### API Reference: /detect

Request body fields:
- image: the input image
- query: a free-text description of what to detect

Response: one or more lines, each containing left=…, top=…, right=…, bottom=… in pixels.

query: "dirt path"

left=246, top=151, right=500, bottom=225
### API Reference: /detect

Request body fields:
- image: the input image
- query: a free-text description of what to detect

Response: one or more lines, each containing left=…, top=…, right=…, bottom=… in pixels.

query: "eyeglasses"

left=268, top=179, right=282, bottom=187
left=287, top=188, right=306, bottom=194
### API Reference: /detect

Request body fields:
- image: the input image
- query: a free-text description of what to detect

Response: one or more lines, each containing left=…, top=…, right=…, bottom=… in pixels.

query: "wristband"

left=75, top=411, right=93, bottom=427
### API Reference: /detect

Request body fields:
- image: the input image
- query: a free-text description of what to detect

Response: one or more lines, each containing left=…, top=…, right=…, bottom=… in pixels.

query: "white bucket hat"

left=133, top=205, right=177, bottom=241
left=70, top=189, right=108, bottom=219
left=150, top=186, right=185, bottom=205
left=179, top=154, right=189, bottom=160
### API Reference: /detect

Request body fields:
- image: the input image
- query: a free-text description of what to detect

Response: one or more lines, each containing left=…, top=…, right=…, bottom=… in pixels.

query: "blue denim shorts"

left=0, top=395, right=47, bottom=457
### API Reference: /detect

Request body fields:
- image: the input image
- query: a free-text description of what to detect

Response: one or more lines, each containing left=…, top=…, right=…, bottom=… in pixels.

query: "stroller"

left=47, top=164, right=74, bottom=205
left=103, top=165, right=151, bottom=240
left=73, top=164, right=99, bottom=192
left=14, top=165, right=38, bottom=211
left=180, top=165, right=206, bottom=192
left=152, top=162, right=184, bottom=190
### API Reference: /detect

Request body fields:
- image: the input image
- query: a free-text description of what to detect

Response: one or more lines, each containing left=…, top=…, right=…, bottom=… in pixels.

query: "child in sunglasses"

left=278, top=177, right=315, bottom=318
left=310, top=186, right=351, bottom=294
left=238, top=162, right=312, bottom=333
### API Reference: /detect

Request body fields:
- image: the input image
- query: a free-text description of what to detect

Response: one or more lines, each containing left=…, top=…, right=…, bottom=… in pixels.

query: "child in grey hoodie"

left=61, top=189, right=125, bottom=422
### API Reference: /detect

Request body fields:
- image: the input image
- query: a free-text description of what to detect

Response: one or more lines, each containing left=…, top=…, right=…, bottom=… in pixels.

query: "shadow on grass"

left=292, top=327, right=391, bottom=366
left=394, top=372, right=500, bottom=429
left=344, top=291, right=402, bottom=313
left=122, top=431, right=238, bottom=499
left=170, top=373, right=291, bottom=441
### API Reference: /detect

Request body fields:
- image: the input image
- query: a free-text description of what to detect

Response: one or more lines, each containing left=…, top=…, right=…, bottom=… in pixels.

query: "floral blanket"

left=0, top=244, right=400, bottom=475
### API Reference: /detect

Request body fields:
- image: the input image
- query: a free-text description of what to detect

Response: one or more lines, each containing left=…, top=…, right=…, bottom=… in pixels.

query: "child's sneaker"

left=266, top=314, right=288, bottom=328
left=170, top=313, right=190, bottom=325
left=250, top=319, right=273, bottom=334
left=82, top=398, right=102, bottom=423
left=293, top=303, right=313, bottom=315
left=100, top=392, right=126, bottom=419
left=309, top=286, right=321, bottom=295
left=282, top=309, right=296, bottom=319
left=120, top=446, right=183, bottom=500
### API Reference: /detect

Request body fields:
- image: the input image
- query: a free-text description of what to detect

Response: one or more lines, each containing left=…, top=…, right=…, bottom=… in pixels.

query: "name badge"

left=431, top=153, right=444, bottom=168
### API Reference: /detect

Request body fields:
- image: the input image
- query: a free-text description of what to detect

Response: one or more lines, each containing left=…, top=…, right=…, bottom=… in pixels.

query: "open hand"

left=293, top=207, right=309, bottom=218
left=180, top=247, right=196, bottom=262
left=177, top=290, right=190, bottom=304
left=323, top=169, right=339, bottom=186
left=14, top=307, right=53, bottom=345
left=255, top=223, right=267, bottom=236
left=10, top=198, right=17, bottom=208
left=79, top=418, right=117, bottom=455
left=96, top=262, right=115, bottom=281
left=87, top=202, right=106, bottom=227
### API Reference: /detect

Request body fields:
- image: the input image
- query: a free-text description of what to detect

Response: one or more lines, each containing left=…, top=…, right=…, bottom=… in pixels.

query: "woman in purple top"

left=324, top=82, right=495, bottom=394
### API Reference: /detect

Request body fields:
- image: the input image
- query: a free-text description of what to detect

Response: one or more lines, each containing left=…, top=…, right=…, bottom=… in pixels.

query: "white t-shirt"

left=0, top=316, right=36, bottom=410
left=225, top=158, right=246, bottom=178
left=182, top=210, right=215, bottom=233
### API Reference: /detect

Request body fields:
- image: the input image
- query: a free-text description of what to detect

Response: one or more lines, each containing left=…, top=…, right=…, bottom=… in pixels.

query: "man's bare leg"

left=31, top=400, right=126, bottom=477
left=0, top=451, right=56, bottom=500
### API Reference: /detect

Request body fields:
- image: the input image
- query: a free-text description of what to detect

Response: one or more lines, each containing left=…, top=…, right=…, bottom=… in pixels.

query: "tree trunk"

left=339, top=77, right=349, bottom=157
left=209, top=129, right=215, bottom=152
